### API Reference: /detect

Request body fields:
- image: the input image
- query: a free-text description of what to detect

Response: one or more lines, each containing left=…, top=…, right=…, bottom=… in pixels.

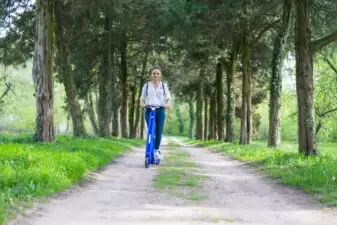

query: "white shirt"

left=140, top=81, right=171, bottom=106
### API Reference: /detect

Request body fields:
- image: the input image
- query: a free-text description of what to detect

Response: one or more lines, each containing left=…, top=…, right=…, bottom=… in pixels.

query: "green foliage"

left=0, top=64, right=68, bottom=133
left=314, top=53, right=337, bottom=141
left=186, top=139, right=337, bottom=206
left=164, top=101, right=190, bottom=136
left=257, top=51, right=337, bottom=143
left=0, top=1, right=35, bottom=66
left=0, top=134, right=143, bottom=224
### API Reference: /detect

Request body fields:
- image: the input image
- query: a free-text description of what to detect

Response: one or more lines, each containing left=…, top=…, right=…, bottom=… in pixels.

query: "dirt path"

left=7, top=138, right=337, bottom=225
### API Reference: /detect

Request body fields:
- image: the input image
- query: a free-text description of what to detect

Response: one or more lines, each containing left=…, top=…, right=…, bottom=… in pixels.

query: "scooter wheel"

left=155, top=159, right=160, bottom=165
left=145, top=157, right=149, bottom=168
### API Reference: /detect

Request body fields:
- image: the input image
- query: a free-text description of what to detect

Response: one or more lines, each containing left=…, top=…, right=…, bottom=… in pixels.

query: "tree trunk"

left=120, top=30, right=128, bottom=138
left=134, top=108, right=141, bottom=137
left=188, top=98, right=195, bottom=139
left=216, top=61, right=224, bottom=141
left=86, top=92, right=98, bottom=135
left=268, top=0, right=292, bottom=147
left=129, top=78, right=136, bottom=138
left=196, top=69, right=204, bottom=140
left=225, top=41, right=240, bottom=142
left=295, top=0, right=317, bottom=155
left=34, top=0, right=55, bottom=142
left=240, top=26, right=252, bottom=145
left=110, top=46, right=119, bottom=137
left=98, top=15, right=113, bottom=137
left=140, top=108, right=145, bottom=138
left=175, top=104, right=184, bottom=135
left=213, top=92, right=218, bottom=139
left=111, top=105, right=119, bottom=137
left=111, top=104, right=119, bottom=136
left=209, top=89, right=216, bottom=140
left=134, top=49, right=149, bottom=138
left=54, top=0, right=87, bottom=137
left=65, top=113, right=70, bottom=133
left=204, top=95, right=208, bottom=140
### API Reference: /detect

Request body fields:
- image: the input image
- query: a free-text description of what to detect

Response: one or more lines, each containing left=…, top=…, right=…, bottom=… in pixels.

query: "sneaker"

left=154, top=149, right=160, bottom=160
left=157, top=150, right=163, bottom=160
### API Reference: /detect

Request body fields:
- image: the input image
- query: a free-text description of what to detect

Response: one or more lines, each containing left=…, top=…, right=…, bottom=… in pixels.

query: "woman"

left=140, top=65, right=171, bottom=160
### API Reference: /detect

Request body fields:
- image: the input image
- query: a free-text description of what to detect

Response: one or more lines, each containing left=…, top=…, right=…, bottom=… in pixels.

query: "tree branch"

left=317, top=108, right=337, bottom=117
left=252, top=19, right=281, bottom=44
left=311, top=29, right=337, bottom=52
left=315, top=120, right=322, bottom=135
left=325, top=57, right=337, bottom=75
left=220, top=58, right=230, bottom=72
left=0, top=82, right=11, bottom=101
left=315, top=107, right=337, bottom=135
left=251, top=0, right=282, bottom=28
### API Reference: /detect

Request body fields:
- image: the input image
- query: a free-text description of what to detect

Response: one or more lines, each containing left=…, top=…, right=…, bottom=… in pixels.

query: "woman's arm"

left=165, top=98, right=171, bottom=109
left=139, top=83, right=147, bottom=107
left=164, top=83, right=172, bottom=109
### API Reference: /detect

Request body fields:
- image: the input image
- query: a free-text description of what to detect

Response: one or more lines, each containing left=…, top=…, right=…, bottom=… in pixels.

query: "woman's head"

left=150, top=65, right=161, bottom=82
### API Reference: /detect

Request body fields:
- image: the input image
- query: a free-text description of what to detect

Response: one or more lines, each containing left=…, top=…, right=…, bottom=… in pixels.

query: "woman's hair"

left=149, top=65, right=161, bottom=74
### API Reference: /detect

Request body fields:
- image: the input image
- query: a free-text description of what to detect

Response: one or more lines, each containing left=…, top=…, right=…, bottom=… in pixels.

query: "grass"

left=153, top=146, right=206, bottom=200
left=184, top=138, right=337, bottom=206
left=210, top=217, right=239, bottom=223
left=0, top=134, right=143, bottom=224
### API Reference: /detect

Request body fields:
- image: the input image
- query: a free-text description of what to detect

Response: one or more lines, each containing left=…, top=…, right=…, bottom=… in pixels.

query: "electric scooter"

left=144, top=105, right=161, bottom=168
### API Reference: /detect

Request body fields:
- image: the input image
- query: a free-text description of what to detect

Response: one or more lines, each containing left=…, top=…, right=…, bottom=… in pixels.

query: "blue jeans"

left=145, top=109, right=165, bottom=150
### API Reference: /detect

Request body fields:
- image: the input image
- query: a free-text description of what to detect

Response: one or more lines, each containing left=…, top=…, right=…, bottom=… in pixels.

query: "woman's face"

left=151, top=69, right=161, bottom=82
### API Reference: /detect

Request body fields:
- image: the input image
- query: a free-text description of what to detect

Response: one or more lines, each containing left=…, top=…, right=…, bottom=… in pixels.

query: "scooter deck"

left=145, top=109, right=160, bottom=168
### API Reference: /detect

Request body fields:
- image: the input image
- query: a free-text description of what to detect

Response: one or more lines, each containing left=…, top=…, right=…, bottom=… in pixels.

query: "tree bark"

left=188, top=98, right=195, bottom=139
left=268, top=0, right=292, bottom=147
left=204, top=94, right=208, bottom=140
left=140, top=108, right=145, bottom=138
left=225, top=41, right=240, bottom=142
left=216, top=61, right=224, bottom=141
left=175, top=104, right=184, bottom=135
left=213, top=92, right=218, bottom=139
left=98, top=15, right=113, bottom=137
left=196, top=69, right=204, bottom=140
left=54, top=0, right=87, bottom=137
left=65, top=113, right=70, bottom=133
left=111, top=105, right=119, bottom=137
left=134, top=49, right=149, bottom=137
left=120, top=30, right=128, bottom=138
left=111, top=50, right=119, bottom=137
left=129, top=78, right=136, bottom=138
left=294, top=0, right=317, bottom=155
left=294, top=0, right=337, bottom=154
left=240, top=24, right=252, bottom=145
left=34, top=0, right=55, bottom=142
left=86, top=92, right=98, bottom=135
left=209, top=88, right=215, bottom=140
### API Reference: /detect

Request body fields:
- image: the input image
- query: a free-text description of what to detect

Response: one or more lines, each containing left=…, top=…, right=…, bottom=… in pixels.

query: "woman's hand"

left=165, top=99, right=171, bottom=110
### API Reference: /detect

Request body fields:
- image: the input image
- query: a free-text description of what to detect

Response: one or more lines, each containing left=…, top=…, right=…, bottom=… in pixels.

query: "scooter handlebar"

left=145, top=105, right=162, bottom=110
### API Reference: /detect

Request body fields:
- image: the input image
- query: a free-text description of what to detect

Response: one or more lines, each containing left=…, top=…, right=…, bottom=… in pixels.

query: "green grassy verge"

left=185, top=139, right=337, bottom=206
left=153, top=145, right=206, bottom=200
left=0, top=134, right=143, bottom=224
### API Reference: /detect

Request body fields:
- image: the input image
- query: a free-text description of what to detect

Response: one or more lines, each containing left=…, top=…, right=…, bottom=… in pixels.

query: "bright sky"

left=282, top=53, right=296, bottom=91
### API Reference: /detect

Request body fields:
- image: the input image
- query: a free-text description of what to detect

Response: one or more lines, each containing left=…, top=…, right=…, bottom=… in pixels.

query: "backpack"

left=146, top=82, right=166, bottom=98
